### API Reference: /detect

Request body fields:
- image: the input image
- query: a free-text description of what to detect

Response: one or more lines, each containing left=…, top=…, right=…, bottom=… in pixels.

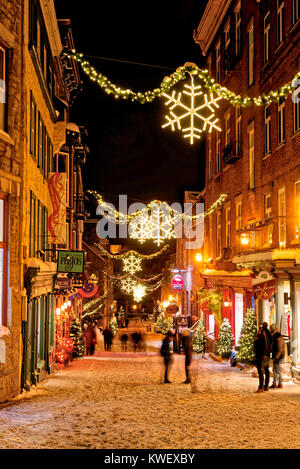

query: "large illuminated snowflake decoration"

left=162, top=75, right=222, bottom=144
left=128, top=204, right=179, bottom=246
left=120, top=277, right=137, bottom=295
left=122, top=253, right=143, bottom=275
left=133, top=284, right=147, bottom=303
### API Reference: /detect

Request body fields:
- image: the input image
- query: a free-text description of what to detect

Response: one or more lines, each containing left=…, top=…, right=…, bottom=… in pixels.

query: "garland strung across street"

left=64, top=50, right=300, bottom=107
left=93, top=242, right=169, bottom=259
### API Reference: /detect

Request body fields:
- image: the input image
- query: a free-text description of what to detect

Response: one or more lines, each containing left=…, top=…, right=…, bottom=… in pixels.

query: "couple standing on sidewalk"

left=160, top=330, right=192, bottom=384
left=254, top=322, right=285, bottom=393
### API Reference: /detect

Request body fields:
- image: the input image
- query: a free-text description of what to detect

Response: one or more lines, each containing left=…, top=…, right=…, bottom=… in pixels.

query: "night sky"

left=54, top=0, right=208, bottom=206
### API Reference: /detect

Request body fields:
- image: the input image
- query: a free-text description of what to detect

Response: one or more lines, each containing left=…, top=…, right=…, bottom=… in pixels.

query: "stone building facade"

left=0, top=0, right=23, bottom=402
left=193, top=0, right=300, bottom=369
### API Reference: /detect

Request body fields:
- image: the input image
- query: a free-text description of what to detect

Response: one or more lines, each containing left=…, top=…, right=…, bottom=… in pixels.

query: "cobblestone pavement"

left=0, top=336, right=299, bottom=449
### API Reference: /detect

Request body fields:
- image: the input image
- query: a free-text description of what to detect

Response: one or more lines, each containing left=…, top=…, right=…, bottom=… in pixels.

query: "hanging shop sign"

left=253, top=279, right=277, bottom=301
left=56, top=275, right=72, bottom=290
left=166, top=303, right=179, bottom=315
left=171, top=274, right=184, bottom=293
left=57, top=250, right=85, bottom=274
left=77, top=283, right=99, bottom=299
left=48, top=173, right=67, bottom=245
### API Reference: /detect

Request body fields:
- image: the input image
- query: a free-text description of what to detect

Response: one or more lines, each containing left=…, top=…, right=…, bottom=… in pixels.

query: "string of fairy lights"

left=64, top=50, right=300, bottom=107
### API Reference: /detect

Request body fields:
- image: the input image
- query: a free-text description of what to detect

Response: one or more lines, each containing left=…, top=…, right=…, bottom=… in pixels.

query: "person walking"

left=125, top=318, right=129, bottom=329
left=84, top=323, right=97, bottom=356
left=270, top=325, right=285, bottom=389
left=181, top=329, right=193, bottom=384
left=160, top=330, right=174, bottom=383
left=103, top=327, right=113, bottom=351
left=131, top=331, right=141, bottom=352
left=121, top=333, right=128, bottom=352
left=254, top=327, right=270, bottom=393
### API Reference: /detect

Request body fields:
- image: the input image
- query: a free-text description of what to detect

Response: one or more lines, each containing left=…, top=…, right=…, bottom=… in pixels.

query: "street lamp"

left=195, top=253, right=203, bottom=263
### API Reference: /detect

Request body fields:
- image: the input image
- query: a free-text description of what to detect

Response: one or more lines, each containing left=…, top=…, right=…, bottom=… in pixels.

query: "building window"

left=278, top=187, right=286, bottom=248
left=295, top=181, right=300, bottom=241
left=277, top=0, right=284, bottom=46
left=264, top=12, right=270, bottom=64
left=236, top=201, right=242, bottom=231
left=224, top=21, right=230, bottom=76
left=293, top=0, right=300, bottom=24
left=0, top=46, right=6, bottom=132
left=294, top=86, right=300, bottom=133
left=217, top=212, right=222, bottom=258
left=208, top=135, right=212, bottom=180
left=236, top=106, right=242, bottom=155
left=278, top=96, right=285, bottom=145
left=207, top=53, right=212, bottom=78
left=265, top=105, right=271, bottom=155
left=248, top=20, right=254, bottom=86
left=216, top=132, right=221, bottom=174
left=0, top=194, right=8, bottom=326
left=216, top=41, right=221, bottom=83
left=225, top=207, right=231, bottom=247
left=248, top=123, right=255, bottom=189
left=265, top=195, right=273, bottom=245
left=29, top=191, right=36, bottom=258
left=225, top=110, right=231, bottom=147
left=235, top=1, right=241, bottom=57
left=30, top=91, right=37, bottom=160
left=209, top=214, right=213, bottom=259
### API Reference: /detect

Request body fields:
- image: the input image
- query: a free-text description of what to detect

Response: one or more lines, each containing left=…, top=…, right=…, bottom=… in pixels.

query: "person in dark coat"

left=102, top=327, right=113, bottom=351
left=125, top=318, right=129, bottom=329
left=270, top=325, right=284, bottom=388
left=131, top=331, right=141, bottom=352
left=84, top=323, right=97, bottom=356
left=121, top=333, right=128, bottom=352
left=254, top=327, right=270, bottom=392
left=181, top=329, right=193, bottom=383
left=160, top=330, right=174, bottom=383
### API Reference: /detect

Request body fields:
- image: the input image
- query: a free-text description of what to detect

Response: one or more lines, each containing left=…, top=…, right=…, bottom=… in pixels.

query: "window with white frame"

left=216, top=41, right=221, bottom=83
left=0, top=46, right=6, bottom=132
left=248, top=20, right=254, bottom=86
left=216, top=131, right=221, bottom=174
left=264, top=12, right=270, bottom=64
left=0, top=194, right=8, bottom=326
left=294, top=86, right=300, bottom=133
left=295, top=181, right=300, bottom=241
left=235, top=1, right=241, bottom=56
left=277, top=0, right=284, bottom=46
left=278, top=187, right=286, bottom=248
left=265, top=105, right=271, bottom=155
left=248, top=123, right=255, bottom=189
left=225, top=206, right=231, bottom=247
left=225, top=110, right=231, bottom=147
left=224, top=21, right=230, bottom=75
left=278, top=96, right=285, bottom=145
left=265, top=195, right=273, bottom=245
left=293, top=0, right=300, bottom=24
left=217, top=212, right=222, bottom=258
left=236, top=201, right=242, bottom=231
left=236, top=106, right=242, bottom=155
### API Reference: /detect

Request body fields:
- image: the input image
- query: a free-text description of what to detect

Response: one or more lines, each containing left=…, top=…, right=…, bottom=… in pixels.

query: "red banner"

left=77, top=283, right=99, bottom=298
left=253, top=280, right=276, bottom=301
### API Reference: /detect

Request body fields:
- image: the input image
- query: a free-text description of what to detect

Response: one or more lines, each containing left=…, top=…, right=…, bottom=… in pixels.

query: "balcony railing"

left=223, top=141, right=242, bottom=165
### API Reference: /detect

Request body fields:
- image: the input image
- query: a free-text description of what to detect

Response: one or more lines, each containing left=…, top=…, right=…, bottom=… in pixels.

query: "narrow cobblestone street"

left=1, top=334, right=299, bottom=450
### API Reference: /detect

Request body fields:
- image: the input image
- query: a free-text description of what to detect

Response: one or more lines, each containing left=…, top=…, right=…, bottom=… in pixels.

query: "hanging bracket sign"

left=171, top=274, right=184, bottom=293
left=57, top=250, right=85, bottom=274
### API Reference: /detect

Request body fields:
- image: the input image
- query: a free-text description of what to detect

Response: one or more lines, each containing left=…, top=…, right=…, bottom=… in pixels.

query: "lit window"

left=226, top=207, right=231, bottom=247
left=265, top=195, right=273, bottom=245
left=217, top=212, right=222, bottom=258
left=236, top=201, right=242, bottom=231
left=0, top=46, right=6, bottom=132
left=278, top=96, right=285, bottom=145
left=277, top=0, right=284, bottom=46
left=216, top=41, right=221, bottom=83
left=236, top=107, right=242, bottom=155
left=293, top=0, right=300, bottom=24
left=278, top=187, right=286, bottom=248
left=248, top=20, right=254, bottom=86
left=248, top=123, right=255, bottom=189
left=216, top=131, right=221, bottom=174
left=235, top=1, right=242, bottom=56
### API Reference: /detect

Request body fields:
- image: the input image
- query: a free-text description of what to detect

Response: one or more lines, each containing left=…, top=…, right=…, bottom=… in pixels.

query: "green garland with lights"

left=65, top=50, right=300, bottom=107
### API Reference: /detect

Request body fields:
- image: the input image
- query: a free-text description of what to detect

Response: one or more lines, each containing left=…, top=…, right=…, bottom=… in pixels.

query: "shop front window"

left=0, top=194, right=8, bottom=326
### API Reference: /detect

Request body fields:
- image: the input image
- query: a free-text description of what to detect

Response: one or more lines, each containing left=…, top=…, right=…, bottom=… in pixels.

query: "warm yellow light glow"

left=163, top=301, right=169, bottom=308
left=241, top=233, right=250, bottom=245
left=196, top=253, right=203, bottom=262
left=56, top=308, right=61, bottom=316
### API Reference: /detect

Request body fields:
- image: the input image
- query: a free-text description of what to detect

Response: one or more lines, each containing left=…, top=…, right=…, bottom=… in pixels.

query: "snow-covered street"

left=0, top=335, right=300, bottom=450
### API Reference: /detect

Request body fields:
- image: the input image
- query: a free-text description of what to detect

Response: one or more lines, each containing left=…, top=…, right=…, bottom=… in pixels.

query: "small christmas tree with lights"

left=110, top=316, right=119, bottom=336
left=69, top=313, right=85, bottom=358
left=192, top=321, right=206, bottom=354
left=215, top=318, right=234, bottom=358
left=236, top=308, right=257, bottom=364
left=118, top=306, right=125, bottom=319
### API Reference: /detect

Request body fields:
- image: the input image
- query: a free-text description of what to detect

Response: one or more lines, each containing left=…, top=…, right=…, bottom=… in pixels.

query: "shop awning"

left=201, top=269, right=254, bottom=289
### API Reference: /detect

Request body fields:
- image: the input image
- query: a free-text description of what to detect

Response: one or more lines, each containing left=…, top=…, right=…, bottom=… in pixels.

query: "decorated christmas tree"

left=69, top=314, right=85, bottom=358
left=110, top=316, right=119, bottom=336
left=154, top=312, right=172, bottom=334
left=192, top=321, right=206, bottom=354
left=118, top=306, right=125, bottom=318
left=215, top=318, right=234, bottom=358
left=236, top=308, right=257, bottom=364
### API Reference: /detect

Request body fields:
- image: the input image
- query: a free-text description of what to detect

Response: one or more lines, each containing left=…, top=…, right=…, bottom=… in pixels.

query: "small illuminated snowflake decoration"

left=122, top=253, right=143, bottom=275
left=162, top=75, right=222, bottom=144
left=120, top=277, right=137, bottom=295
left=133, top=284, right=147, bottom=303
left=129, top=203, right=178, bottom=246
